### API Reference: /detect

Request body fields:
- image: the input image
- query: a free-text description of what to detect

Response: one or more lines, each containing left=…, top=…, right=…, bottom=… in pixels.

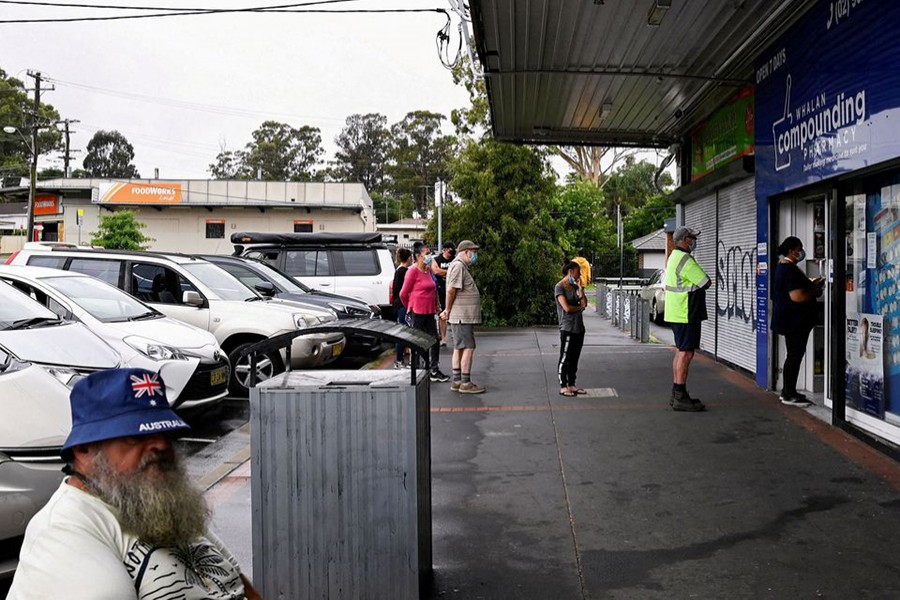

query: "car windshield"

left=254, top=261, right=309, bottom=293
left=0, top=281, right=60, bottom=329
left=183, top=262, right=257, bottom=301
left=43, top=275, right=159, bottom=323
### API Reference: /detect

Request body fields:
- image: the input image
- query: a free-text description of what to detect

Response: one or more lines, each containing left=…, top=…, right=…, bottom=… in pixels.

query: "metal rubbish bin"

left=244, top=320, right=435, bottom=600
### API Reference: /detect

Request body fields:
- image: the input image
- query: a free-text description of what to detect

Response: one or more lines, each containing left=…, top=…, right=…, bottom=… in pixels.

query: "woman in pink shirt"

left=400, top=242, right=450, bottom=382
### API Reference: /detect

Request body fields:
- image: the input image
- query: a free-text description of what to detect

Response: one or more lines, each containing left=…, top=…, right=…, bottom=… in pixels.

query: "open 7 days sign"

left=755, top=0, right=900, bottom=195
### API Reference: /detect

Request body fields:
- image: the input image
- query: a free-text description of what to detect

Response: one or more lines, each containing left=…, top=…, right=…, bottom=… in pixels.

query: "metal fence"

left=595, top=284, right=651, bottom=343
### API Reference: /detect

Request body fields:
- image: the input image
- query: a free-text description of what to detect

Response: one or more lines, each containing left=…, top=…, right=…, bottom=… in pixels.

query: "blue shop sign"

left=755, top=0, right=900, bottom=196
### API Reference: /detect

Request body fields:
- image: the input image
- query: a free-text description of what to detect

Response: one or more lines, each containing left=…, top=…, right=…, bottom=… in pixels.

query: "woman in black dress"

left=771, top=236, right=824, bottom=406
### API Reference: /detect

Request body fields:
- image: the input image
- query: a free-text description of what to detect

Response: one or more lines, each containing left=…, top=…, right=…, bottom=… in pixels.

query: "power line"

left=0, top=0, right=357, bottom=11
left=44, top=77, right=346, bottom=124
left=0, top=1, right=447, bottom=23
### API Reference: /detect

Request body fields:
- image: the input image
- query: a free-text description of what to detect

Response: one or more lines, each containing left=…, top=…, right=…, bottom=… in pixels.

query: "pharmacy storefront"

left=755, top=0, right=900, bottom=446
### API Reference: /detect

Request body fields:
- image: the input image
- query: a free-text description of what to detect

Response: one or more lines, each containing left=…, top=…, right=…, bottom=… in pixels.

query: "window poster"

left=846, top=185, right=900, bottom=421
left=846, top=313, right=885, bottom=418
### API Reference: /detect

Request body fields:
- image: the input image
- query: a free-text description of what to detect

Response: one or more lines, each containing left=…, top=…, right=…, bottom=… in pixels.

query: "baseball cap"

left=456, top=240, right=480, bottom=251
left=62, top=368, right=190, bottom=455
left=673, top=226, right=700, bottom=242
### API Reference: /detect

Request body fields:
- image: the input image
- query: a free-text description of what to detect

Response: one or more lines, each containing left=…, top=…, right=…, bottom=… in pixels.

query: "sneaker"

left=450, top=381, right=461, bottom=392
left=393, top=361, right=404, bottom=370
left=780, top=393, right=813, bottom=406
left=430, top=369, right=451, bottom=383
left=458, top=382, right=485, bottom=394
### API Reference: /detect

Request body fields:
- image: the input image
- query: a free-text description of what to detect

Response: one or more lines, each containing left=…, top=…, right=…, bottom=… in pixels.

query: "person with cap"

left=440, top=240, right=485, bottom=393
left=432, top=241, right=456, bottom=346
left=664, top=226, right=711, bottom=412
left=8, top=367, right=262, bottom=600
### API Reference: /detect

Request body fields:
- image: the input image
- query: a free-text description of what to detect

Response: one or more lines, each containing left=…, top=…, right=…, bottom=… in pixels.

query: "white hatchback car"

left=0, top=266, right=229, bottom=410
left=0, top=279, right=121, bottom=387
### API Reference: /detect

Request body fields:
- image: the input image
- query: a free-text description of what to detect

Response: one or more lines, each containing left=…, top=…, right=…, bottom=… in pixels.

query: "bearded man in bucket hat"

left=8, top=368, right=262, bottom=600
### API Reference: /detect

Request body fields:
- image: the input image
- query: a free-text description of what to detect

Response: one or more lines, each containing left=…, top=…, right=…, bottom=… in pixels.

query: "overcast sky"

left=0, top=0, right=473, bottom=179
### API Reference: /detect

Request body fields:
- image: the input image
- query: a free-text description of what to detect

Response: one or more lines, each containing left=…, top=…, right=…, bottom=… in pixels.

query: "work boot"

left=672, top=390, right=705, bottom=412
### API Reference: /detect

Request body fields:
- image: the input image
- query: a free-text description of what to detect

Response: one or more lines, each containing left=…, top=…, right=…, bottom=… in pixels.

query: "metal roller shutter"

left=683, top=193, right=717, bottom=355
left=714, top=178, right=757, bottom=371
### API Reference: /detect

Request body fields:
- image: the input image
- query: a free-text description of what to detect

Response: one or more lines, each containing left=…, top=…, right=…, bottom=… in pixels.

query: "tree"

left=38, top=167, right=64, bottom=180
left=602, top=155, right=674, bottom=220
left=623, top=193, right=676, bottom=242
left=434, top=138, right=563, bottom=326
left=241, top=121, right=323, bottom=181
left=208, top=147, right=247, bottom=179
left=83, top=130, right=140, bottom=178
left=90, top=210, right=153, bottom=250
left=449, top=52, right=491, bottom=139
left=333, top=113, right=390, bottom=192
left=371, top=191, right=415, bottom=224
left=1, top=67, right=63, bottom=186
left=386, top=110, right=456, bottom=215
left=552, top=146, right=633, bottom=188
left=550, top=181, right=618, bottom=259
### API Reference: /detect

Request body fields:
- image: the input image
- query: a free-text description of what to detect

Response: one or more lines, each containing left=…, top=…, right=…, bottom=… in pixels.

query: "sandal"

left=559, top=390, right=576, bottom=397
left=573, top=388, right=587, bottom=395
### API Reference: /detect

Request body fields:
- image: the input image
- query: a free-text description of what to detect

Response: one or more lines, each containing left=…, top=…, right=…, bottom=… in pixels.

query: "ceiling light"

left=647, top=0, right=672, bottom=27
left=600, top=101, right=613, bottom=121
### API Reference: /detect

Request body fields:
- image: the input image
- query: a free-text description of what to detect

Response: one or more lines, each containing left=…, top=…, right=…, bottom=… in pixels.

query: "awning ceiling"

left=470, top=0, right=818, bottom=148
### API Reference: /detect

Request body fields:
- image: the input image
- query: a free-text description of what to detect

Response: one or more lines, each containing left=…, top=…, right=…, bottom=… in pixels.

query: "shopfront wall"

left=683, top=178, right=757, bottom=372
left=755, top=0, right=900, bottom=443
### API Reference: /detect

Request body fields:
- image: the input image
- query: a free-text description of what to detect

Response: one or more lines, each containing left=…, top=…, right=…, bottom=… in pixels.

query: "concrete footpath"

left=198, top=309, right=900, bottom=599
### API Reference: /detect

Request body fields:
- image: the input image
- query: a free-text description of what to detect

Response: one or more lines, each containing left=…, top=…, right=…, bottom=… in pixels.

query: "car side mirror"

left=254, top=281, right=276, bottom=297
left=183, top=291, right=204, bottom=307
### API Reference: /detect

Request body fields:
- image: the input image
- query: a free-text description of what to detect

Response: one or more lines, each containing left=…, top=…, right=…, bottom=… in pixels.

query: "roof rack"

left=230, top=232, right=384, bottom=246
left=42, top=246, right=206, bottom=262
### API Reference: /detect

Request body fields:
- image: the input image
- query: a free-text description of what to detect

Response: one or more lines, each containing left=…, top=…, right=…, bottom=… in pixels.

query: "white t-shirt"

left=9, top=480, right=247, bottom=600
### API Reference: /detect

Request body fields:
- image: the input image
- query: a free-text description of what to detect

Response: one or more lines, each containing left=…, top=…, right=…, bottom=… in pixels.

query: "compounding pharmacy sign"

left=755, top=0, right=900, bottom=196
left=96, top=182, right=183, bottom=204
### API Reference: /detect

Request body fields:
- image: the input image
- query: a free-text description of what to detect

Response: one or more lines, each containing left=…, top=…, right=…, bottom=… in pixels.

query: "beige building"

left=0, top=178, right=375, bottom=254
left=376, top=217, right=428, bottom=247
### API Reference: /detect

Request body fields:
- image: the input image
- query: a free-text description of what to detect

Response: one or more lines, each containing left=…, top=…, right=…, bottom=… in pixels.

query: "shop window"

left=206, top=220, right=226, bottom=239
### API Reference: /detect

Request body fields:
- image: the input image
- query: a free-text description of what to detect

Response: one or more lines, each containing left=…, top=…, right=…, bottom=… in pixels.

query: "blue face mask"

left=796, top=249, right=806, bottom=262
left=469, top=252, right=478, bottom=265
left=689, top=238, right=698, bottom=252
left=424, top=254, right=434, bottom=266
left=569, top=275, right=577, bottom=285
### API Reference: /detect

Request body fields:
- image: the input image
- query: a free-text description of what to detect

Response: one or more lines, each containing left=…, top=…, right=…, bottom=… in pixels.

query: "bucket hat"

left=62, top=368, right=189, bottom=454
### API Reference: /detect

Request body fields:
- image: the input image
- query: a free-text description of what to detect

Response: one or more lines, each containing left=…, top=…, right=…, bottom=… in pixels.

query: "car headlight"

left=294, top=314, right=311, bottom=328
left=46, top=367, right=86, bottom=388
left=328, top=302, right=372, bottom=318
left=123, top=336, right=187, bottom=361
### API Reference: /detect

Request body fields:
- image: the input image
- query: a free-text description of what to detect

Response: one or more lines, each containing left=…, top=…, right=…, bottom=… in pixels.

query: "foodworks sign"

left=756, top=0, right=900, bottom=195
left=97, top=182, right=183, bottom=204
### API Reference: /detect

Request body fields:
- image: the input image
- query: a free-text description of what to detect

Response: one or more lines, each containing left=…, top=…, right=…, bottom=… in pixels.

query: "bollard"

left=639, top=298, right=650, bottom=343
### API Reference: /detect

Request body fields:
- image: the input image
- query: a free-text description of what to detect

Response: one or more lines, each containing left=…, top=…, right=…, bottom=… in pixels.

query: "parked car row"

left=1, top=233, right=393, bottom=579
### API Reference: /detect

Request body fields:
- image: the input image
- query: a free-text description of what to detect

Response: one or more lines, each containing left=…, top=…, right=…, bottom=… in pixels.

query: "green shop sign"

left=691, top=87, right=755, bottom=181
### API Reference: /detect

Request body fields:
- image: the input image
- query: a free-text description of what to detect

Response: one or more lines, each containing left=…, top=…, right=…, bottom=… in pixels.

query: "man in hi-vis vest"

left=664, top=226, right=711, bottom=412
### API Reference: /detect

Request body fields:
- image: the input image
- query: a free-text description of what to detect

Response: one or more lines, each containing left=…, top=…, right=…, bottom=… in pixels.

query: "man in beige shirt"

left=439, top=240, right=485, bottom=394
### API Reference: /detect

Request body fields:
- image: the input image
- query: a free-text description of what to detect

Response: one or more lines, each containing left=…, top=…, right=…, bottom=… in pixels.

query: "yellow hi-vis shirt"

left=664, top=248, right=711, bottom=323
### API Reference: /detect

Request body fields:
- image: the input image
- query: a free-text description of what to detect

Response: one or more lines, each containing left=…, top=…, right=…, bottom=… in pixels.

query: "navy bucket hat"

left=62, top=368, right=190, bottom=455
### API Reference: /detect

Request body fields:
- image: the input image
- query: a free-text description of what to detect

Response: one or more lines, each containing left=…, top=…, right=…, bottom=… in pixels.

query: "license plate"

left=210, top=367, right=228, bottom=386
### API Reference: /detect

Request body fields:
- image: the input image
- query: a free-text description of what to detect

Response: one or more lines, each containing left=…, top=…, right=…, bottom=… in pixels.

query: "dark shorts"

left=672, top=322, right=702, bottom=351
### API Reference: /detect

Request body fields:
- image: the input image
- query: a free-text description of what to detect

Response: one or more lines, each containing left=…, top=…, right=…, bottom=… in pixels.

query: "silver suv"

left=7, top=248, right=345, bottom=395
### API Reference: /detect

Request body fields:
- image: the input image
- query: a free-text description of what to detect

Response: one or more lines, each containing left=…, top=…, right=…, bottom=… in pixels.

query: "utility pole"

left=28, top=70, right=41, bottom=242
left=59, top=119, right=80, bottom=177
